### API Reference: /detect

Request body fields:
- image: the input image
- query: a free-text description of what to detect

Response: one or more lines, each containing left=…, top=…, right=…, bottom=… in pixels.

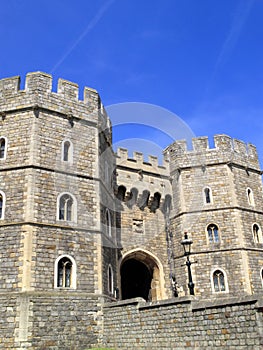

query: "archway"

left=121, top=259, right=152, bottom=300
left=120, top=250, right=166, bottom=301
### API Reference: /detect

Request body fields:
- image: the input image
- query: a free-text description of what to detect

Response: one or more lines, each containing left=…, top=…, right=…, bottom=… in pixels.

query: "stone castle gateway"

left=0, top=72, right=263, bottom=349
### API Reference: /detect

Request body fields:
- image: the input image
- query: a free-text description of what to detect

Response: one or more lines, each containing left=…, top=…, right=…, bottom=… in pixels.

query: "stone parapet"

left=165, top=134, right=260, bottom=171
left=116, top=147, right=169, bottom=177
left=103, top=295, right=263, bottom=349
left=0, top=72, right=110, bottom=128
left=0, top=291, right=103, bottom=350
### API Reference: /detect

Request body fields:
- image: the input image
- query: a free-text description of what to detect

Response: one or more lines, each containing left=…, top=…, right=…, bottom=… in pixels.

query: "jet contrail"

left=50, top=0, right=115, bottom=73
left=198, top=0, right=255, bottom=103
left=214, top=0, right=255, bottom=71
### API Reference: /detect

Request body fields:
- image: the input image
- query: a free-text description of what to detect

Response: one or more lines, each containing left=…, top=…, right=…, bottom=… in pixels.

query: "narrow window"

left=58, top=193, right=75, bottom=221
left=247, top=188, right=255, bottom=206
left=0, top=191, right=5, bottom=219
left=117, top=185, right=126, bottom=201
left=204, top=187, right=212, bottom=204
left=162, top=194, right=172, bottom=216
left=63, top=141, right=70, bottom=161
left=57, top=257, right=72, bottom=287
left=138, top=190, right=150, bottom=210
left=54, top=255, right=76, bottom=289
left=207, top=224, right=219, bottom=243
left=104, top=160, right=109, bottom=183
left=0, top=138, right=6, bottom=159
left=108, top=265, right=114, bottom=294
left=62, top=140, right=73, bottom=163
left=106, top=208, right=112, bottom=237
left=127, top=187, right=138, bottom=208
left=253, top=224, right=262, bottom=243
left=150, top=192, right=161, bottom=213
left=0, top=193, right=3, bottom=219
left=213, top=270, right=226, bottom=292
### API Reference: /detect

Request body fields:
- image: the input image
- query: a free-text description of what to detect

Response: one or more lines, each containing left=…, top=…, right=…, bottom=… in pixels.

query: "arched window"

left=54, top=255, right=76, bottom=289
left=204, top=187, right=212, bottom=204
left=138, top=190, right=150, bottom=210
left=213, top=270, right=226, bottom=292
left=247, top=188, right=255, bottom=206
left=0, top=193, right=3, bottom=219
left=0, top=137, right=6, bottom=159
left=106, top=208, right=112, bottom=237
left=117, top=185, right=126, bottom=201
left=150, top=192, right=161, bottom=213
left=211, top=269, right=228, bottom=293
left=108, top=264, right=114, bottom=294
left=62, top=139, right=73, bottom=163
left=127, top=187, right=138, bottom=208
left=63, top=141, right=70, bottom=161
left=57, top=193, right=76, bottom=222
left=0, top=191, right=5, bottom=219
left=58, top=257, right=72, bottom=287
left=207, top=224, right=219, bottom=243
left=253, top=223, right=262, bottom=243
left=104, top=160, right=109, bottom=183
left=162, top=194, right=172, bottom=216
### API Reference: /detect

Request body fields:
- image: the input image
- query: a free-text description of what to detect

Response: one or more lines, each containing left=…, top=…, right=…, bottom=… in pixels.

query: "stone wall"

left=0, top=294, right=17, bottom=349
left=0, top=292, right=104, bottom=350
left=167, top=134, right=263, bottom=298
left=115, top=148, right=173, bottom=300
left=0, top=226, right=22, bottom=291
left=103, top=295, right=263, bottom=349
left=1, top=71, right=263, bottom=349
left=1, top=292, right=263, bottom=349
left=0, top=71, right=118, bottom=349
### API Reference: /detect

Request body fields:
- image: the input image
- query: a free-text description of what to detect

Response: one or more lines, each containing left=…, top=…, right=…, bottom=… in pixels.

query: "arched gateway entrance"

left=120, top=250, right=165, bottom=301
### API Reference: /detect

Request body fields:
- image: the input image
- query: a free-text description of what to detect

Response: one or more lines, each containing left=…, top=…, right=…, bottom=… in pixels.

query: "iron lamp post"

left=181, top=232, right=195, bottom=295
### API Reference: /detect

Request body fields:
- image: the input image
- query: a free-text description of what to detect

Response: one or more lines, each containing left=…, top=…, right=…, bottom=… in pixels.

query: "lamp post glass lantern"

left=181, top=232, right=195, bottom=295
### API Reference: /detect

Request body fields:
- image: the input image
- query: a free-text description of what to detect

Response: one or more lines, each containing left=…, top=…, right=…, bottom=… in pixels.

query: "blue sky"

left=1, top=0, right=263, bottom=164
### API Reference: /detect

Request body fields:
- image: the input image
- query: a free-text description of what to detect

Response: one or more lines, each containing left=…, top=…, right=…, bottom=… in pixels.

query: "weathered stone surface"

left=0, top=72, right=263, bottom=349
left=103, top=296, right=263, bottom=350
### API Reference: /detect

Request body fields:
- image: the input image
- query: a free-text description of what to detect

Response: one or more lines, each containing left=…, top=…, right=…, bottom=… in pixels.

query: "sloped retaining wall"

left=103, top=295, right=263, bottom=350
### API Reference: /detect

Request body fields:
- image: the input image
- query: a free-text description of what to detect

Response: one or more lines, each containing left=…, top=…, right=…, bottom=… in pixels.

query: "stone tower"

left=0, top=72, right=263, bottom=349
left=166, top=135, right=263, bottom=298
left=0, top=72, right=118, bottom=349
left=115, top=148, right=174, bottom=301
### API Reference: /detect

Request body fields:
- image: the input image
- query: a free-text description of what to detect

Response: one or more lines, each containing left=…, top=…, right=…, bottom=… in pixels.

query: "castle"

left=0, top=72, right=263, bottom=349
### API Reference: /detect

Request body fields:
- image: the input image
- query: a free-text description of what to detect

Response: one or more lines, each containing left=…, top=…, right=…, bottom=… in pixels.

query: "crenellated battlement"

left=115, top=148, right=172, bottom=211
left=1, top=69, right=263, bottom=350
left=0, top=75, right=21, bottom=96
left=165, top=134, right=260, bottom=171
left=0, top=71, right=98, bottom=103
left=0, top=71, right=110, bottom=128
left=2, top=72, right=258, bottom=175
left=116, top=147, right=169, bottom=177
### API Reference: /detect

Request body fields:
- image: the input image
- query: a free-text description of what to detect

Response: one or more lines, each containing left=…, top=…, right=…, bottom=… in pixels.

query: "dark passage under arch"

left=121, top=259, right=152, bottom=301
